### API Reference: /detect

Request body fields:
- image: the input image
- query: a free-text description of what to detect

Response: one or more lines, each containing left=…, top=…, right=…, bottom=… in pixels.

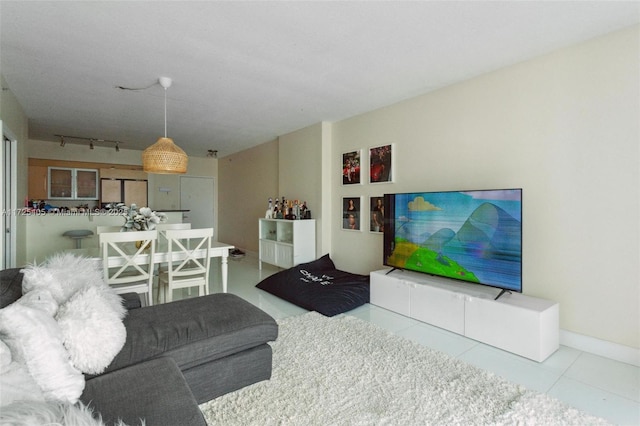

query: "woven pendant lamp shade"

left=142, top=137, right=188, bottom=174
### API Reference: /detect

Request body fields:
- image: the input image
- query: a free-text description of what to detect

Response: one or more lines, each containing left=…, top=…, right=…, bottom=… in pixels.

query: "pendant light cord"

left=164, top=87, right=168, bottom=138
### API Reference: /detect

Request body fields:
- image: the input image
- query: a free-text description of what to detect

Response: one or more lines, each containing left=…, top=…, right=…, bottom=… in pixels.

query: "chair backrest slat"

left=97, top=225, right=123, bottom=234
left=99, top=230, right=157, bottom=305
left=165, top=228, right=213, bottom=280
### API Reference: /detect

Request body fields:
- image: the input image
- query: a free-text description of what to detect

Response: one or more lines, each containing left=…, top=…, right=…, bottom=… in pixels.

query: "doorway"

left=180, top=176, right=214, bottom=233
left=2, top=125, right=18, bottom=269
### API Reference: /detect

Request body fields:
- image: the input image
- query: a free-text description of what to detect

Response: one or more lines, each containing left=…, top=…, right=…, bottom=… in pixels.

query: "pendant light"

left=142, top=77, right=188, bottom=174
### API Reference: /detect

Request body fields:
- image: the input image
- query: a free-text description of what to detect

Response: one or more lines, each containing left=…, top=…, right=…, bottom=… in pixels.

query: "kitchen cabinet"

left=48, top=167, right=98, bottom=200
left=28, top=165, right=49, bottom=200
left=100, top=178, right=148, bottom=207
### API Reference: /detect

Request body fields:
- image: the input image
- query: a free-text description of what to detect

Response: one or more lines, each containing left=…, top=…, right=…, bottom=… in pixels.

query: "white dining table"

left=67, top=241, right=235, bottom=293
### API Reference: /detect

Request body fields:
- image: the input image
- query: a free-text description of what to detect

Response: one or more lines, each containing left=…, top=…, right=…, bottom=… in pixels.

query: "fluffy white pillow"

left=21, top=253, right=106, bottom=305
left=0, top=339, right=45, bottom=406
left=57, top=285, right=127, bottom=374
left=0, top=400, right=137, bottom=426
left=20, top=253, right=128, bottom=374
left=0, top=303, right=84, bottom=403
left=16, top=288, right=58, bottom=316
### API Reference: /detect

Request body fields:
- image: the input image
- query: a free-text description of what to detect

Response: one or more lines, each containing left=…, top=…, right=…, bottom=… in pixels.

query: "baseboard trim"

left=560, top=329, right=640, bottom=367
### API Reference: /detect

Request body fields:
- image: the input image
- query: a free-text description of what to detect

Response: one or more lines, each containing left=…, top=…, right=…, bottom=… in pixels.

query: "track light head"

left=115, top=142, right=120, bottom=152
left=60, top=136, right=65, bottom=147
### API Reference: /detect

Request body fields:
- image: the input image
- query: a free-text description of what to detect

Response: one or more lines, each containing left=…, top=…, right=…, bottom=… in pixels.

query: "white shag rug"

left=200, top=312, right=609, bottom=425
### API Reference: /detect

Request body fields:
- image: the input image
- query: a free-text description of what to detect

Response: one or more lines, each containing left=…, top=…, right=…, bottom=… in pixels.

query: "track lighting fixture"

left=54, top=134, right=123, bottom=151
left=207, top=149, right=218, bottom=158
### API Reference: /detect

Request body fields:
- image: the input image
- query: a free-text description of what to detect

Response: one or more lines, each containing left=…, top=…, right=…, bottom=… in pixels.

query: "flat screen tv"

left=383, top=189, right=522, bottom=297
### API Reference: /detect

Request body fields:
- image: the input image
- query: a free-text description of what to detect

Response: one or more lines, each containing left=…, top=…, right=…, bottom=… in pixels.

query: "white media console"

left=370, top=269, right=559, bottom=362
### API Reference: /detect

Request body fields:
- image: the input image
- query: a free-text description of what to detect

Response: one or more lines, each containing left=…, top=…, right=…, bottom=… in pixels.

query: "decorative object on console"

left=265, top=198, right=273, bottom=219
left=255, top=254, right=369, bottom=316
left=265, top=197, right=311, bottom=220
left=142, top=77, right=188, bottom=174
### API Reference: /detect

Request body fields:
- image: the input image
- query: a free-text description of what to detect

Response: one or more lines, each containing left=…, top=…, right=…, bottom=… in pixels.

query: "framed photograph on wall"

left=342, top=150, right=362, bottom=185
left=369, top=144, right=394, bottom=183
left=370, top=196, right=385, bottom=233
left=342, top=196, right=362, bottom=231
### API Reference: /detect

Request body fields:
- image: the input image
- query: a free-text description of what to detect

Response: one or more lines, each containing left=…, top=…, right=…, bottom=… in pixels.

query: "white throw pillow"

left=0, top=303, right=84, bottom=403
left=0, top=400, right=135, bottom=426
left=56, top=285, right=127, bottom=374
left=21, top=252, right=106, bottom=305
left=0, top=339, right=45, bottom=407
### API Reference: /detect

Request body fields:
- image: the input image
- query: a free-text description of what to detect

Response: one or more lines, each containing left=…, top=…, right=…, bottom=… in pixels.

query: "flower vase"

left=135, top=240, right=151, bottom=251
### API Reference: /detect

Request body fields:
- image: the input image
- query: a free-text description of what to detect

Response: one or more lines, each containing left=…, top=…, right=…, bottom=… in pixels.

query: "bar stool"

left=63, top=229, right=94, bottom=249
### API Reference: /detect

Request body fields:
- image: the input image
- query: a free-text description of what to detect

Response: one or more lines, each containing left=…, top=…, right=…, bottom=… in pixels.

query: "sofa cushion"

left=82, top=356, right=206, bottom=426
left=100, top=293, right=278, bottom=374
left=0, top=268, right=24, bottom=308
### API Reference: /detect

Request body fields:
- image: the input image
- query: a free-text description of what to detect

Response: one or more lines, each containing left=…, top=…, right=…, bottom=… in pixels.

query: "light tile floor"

left=191, top=254, right=640, bottom=425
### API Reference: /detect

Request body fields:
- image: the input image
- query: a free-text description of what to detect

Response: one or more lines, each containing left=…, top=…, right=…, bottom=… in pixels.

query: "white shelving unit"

left=259, top=219, right=316, bottom=269
left=370, top=269, right=559, bottom=362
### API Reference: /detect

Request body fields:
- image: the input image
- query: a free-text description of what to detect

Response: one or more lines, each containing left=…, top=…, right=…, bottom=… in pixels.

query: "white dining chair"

left=156, top=222, right=191, bottom=239
left=154, top=223, right=192, bottom=274
left=100, top=230, right=157, bottom=307
left=96, top=225, right=123, bottom=234
left=158, top=228, right=212, bottom=303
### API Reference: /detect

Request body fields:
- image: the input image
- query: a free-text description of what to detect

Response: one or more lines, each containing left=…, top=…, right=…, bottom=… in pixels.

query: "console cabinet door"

left=370, top=271, right=411, bottom=316
left=464, top=295, right=559, bottom=362
left=260, top=240, right=277, bottom=266
left=275, top=244, right=294, bottom=268
left=411, top=284, right=465, bottom=334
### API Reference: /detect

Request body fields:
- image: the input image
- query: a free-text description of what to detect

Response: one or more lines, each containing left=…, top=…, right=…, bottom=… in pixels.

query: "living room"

left=1, top=2, right=638, bottom=424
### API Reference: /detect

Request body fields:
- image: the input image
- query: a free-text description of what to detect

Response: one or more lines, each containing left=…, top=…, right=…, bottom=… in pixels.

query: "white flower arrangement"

left=119, top=203, right=167, bottom=231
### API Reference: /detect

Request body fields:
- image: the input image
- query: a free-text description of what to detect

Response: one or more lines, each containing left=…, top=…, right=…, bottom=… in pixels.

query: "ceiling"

left=1, top=1, right=638, bottom=158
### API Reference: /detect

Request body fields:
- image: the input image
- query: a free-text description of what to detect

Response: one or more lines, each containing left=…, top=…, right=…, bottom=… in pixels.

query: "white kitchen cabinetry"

left=370, top=269, right=559, bottom=362
left=48, top=167, right=98, bottom=200
left=259, top=219, right=315, bottom=269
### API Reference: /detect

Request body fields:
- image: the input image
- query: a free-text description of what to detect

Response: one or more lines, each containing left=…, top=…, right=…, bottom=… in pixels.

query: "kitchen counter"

left=24, top=211, right=185, bottom=263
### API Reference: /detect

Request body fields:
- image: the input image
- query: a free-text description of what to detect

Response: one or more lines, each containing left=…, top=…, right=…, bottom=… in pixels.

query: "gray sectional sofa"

left=0, top=268, right=279, bottom=425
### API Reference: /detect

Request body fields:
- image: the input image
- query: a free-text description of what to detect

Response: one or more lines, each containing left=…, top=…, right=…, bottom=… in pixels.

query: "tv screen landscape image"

left=383, top=189, right=522, bottom=293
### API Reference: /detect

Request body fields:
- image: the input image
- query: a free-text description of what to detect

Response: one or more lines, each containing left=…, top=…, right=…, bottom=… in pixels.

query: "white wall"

left=330, top=26, right=639, bottom=350
left=278, top=123, right=325, bottom=257
left=218, top=139, right=279, bottom=252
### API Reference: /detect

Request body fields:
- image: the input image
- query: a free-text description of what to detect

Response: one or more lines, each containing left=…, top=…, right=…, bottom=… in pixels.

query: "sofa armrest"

left=81, top=357, right=206, bottom=426
left=0, top=268, right=24, bottom=308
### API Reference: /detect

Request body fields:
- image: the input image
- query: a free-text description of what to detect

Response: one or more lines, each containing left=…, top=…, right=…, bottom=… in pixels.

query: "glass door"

left=48, top=167, right=73, bottom=198
left=76, top=169, right=98, bottom=199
